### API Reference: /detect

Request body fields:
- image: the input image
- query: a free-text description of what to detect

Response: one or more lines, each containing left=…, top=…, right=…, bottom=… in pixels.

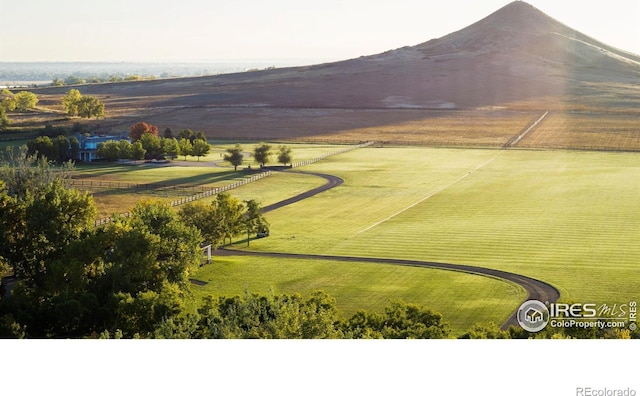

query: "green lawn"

left=238, top=147, right=639, bottom=308
left=189, top=256, right=525, bottom=336
left=65, top=144, right=640, bottom=333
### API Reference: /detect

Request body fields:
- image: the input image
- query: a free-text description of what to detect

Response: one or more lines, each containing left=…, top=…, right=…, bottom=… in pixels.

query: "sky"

left=1, top=0, right=639, bottom=63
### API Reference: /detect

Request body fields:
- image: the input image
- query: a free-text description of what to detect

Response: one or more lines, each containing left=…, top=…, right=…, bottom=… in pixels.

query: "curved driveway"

left=216, top=168, right=561, bottom=331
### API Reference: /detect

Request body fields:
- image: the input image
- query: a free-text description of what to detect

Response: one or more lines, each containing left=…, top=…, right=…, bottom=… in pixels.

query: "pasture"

left=224, top=147, right=639, bottom=320
left=10, top=136, right=637, bottom=334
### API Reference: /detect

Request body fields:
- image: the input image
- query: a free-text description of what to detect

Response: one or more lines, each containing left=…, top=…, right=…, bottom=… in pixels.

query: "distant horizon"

left=1, top=1, right=638, bottom=63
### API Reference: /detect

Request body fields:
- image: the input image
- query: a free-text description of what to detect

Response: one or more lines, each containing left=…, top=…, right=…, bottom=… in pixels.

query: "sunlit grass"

left=189, top=256, right=525, bottom=336
left=241, top=147, right=640, bottom=308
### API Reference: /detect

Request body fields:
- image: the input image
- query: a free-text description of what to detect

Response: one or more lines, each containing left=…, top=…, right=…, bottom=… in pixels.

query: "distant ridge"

left=33, top=1, right=640, bottom=112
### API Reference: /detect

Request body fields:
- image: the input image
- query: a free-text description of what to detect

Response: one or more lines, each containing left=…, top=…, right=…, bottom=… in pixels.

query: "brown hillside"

left=28, top=1, right=640, bottom=144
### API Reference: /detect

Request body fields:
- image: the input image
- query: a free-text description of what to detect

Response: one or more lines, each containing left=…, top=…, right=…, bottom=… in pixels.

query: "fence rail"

left=94, top=171, right=272, bottom=227
left=291, top=141, right=374, bottom=168
left=93, top=141, right=375, bottom=227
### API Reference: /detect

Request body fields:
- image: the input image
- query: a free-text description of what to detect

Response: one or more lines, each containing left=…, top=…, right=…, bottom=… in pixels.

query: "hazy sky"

left=1, top=0, right=639, bottom=63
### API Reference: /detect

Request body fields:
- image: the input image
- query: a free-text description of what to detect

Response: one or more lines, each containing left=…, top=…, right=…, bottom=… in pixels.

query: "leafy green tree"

left=193, top=290, right=343, bottom=339
left=139, top=132, right=162, bottom=159
left=1, top=89, right=16, bottom=114
left=53, top=135, right=71, bottom=162
left=0, top=106, right=9, bottom=129
left=215, top=193, right=244, bottom=246
left=162, top=137, right=180, bottom=160
left=191, top=139, right=210, bottom=161
left=243, top=199, right=269, bottom=246
left=253, top=143, right=272, bottom=167
left=13, top=91, right=38, bottom=111
left=345, top=300, right=449, bottom=339
left=178, top=193, right=246, bottom=248
left=1, top=179, right=96, bottom=291
left=117, top=140, right=133, bottom=159
left=178, top=138, right=192, bottom=160
left=27, top=136, right=55, bottom=160
left=76, top=95, right=105, bottom=119
left=97, top=141, right=121, bottom=161
left=178, top=129, right=194, bottom=140
left=130, top=141, right=146, bottom=160
left=69, top=136, right=80, bottom=160
left=224, top=144, right=244, bottom=171
left=179, top=201, right=225, bottom=248
left=277, top=145, right=293, bottom=166
left=163, top=128, right=173, bottom=138
left=458, top=322, right=512, bottom=339
left=62, top=89, right=82, bottom=116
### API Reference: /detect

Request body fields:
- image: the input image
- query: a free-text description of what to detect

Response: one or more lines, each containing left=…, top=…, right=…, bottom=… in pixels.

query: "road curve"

left=218, top=167, right=560, bottom=332
left=262, top=170, right=343, bottom=213
left=215, top=249, right=560, bottom=331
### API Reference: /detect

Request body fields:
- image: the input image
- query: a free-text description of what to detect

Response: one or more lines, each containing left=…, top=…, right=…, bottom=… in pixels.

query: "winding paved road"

left=215, top=167, right=560, bottom=331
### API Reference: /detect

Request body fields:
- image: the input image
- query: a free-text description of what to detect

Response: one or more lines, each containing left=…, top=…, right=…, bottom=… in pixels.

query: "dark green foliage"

left=191, top=139, right=210, bottom=161
left=224, top=144, right=244, bottom=170
left=253, top=143, right=271, bottom=166
left=277, top=145, right=292, bottom=166
left=345, top=300, right=449, bottom=339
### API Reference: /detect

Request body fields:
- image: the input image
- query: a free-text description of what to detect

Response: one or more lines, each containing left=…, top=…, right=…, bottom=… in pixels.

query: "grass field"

left=235, top=147, right=639, bottom=311
left=19, top=140, right=637, bottom=334
left=189, top=256, right=525, bottom=335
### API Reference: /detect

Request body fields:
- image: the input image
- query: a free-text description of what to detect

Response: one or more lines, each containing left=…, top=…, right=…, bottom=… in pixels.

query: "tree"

left=76, top=95, right=105, bottom=119
left=13, top=91, right=38, bottom=111
left=253, top=143, right=272, bottom=167
left=97, top=141, right=121, bottom=161
left=130, top=141, right=146, bottom=160
left=0, top=179, right=96, bottom=291
left=1, top=91, right=16, bottom=112
left=243, top=199, right=269, bottom=246
left=27, top=136, right=55, bottom=160
left=345, top=301, right=449, bottom=339
left=224, top=144, right=244, bottom=171
left=277, top=145, right=293, bottom=167
left=191, top=139, right=210, bottom=161
left=162, top=138, right=180, bottom=160
left=117, top=140, right=133, bottom=159
left=178, top=192, right=245, bottom=248
left=62, top=89, right=105, bottom=119
left=139, top=133, right=162, bottom=159
left=179, top=202, right=225, bottom=248
left=215, top=193, right=244, bottom=246
left=164, top=128, right=173, bottom=139
left=69, top=136, right=80, bottom=160
left=178, top=138, right=193, bottom=160
left=53, top=135, right=71, bottom=163
left=178, top=129, right=194, bottom=141
left=129, top=122, right=159, bottom=142
left=0, top=106, right=10, bottom=129
left=62, top=89, right=82, bottom=116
